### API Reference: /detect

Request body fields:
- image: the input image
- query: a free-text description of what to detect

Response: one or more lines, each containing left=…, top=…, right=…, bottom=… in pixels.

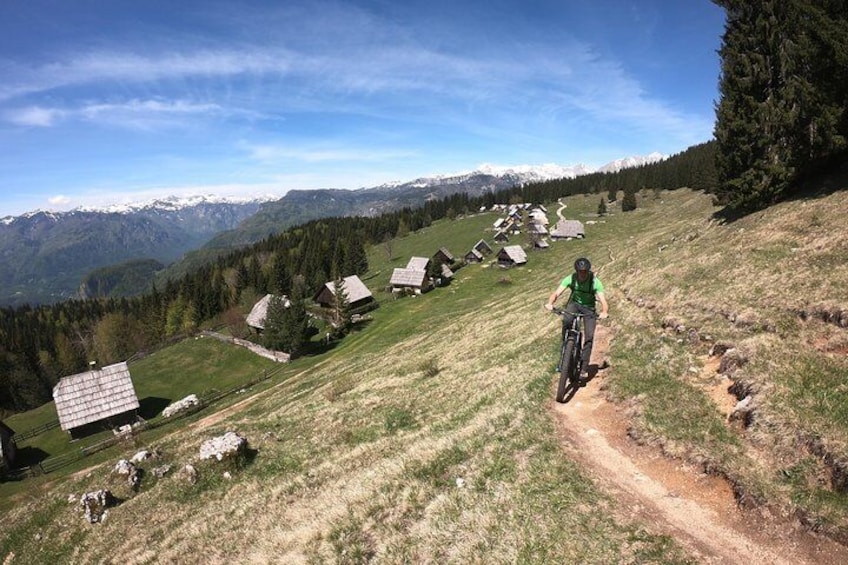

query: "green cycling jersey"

left=558, top=273, right=604, bottom=308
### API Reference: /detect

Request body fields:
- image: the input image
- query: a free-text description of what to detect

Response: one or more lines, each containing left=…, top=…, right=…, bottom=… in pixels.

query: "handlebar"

left=548, top=306, right=607, bottom=320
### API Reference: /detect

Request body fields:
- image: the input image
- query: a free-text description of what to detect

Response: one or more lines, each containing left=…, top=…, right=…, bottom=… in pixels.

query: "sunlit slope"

left=4, top=185, right=848, bottom=561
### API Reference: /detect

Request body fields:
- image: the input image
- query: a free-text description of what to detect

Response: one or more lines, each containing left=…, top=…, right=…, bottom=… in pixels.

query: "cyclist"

left=545, top=257, right=609, bottom=379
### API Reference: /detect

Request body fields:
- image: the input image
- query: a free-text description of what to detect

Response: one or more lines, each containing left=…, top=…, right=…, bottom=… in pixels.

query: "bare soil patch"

left=551, top=324, right=848, bottom=564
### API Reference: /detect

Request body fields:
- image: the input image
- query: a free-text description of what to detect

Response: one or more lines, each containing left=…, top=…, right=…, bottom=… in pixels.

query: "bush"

left=419, top=358, right=440, bottom=378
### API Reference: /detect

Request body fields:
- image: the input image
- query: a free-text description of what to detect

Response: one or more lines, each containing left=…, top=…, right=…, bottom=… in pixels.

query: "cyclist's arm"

left=596, top=291, right=609, bottom=319
left=546, top=287, right=564, bottom=310
left=546, top=278, right=570, bottom=310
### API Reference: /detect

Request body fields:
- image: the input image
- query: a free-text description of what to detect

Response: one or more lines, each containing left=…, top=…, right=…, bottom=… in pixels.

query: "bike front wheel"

left=556, top=339, right=576, bottom=403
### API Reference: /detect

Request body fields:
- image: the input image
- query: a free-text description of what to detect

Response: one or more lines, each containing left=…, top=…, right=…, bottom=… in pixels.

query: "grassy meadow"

left=2, top=183, right=847, bottom=562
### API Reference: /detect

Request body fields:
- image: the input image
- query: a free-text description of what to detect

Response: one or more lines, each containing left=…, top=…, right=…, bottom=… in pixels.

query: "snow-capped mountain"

left=596, top=152, right=667, bottom=173
left=0, top=196, right=274, bottom=307
left=0, top=153, right=667, bottom=306
left=75, top=193, right=281, bottom=215
left=372, top=153, right=666, bottom=191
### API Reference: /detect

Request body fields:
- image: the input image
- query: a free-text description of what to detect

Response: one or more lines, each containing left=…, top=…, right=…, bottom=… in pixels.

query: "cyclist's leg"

left=561, top=302, right=578, bottom=340
left=580, top=305, right=597, bottom=368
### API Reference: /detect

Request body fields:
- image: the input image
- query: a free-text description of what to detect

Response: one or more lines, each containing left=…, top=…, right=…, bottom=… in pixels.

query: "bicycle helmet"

left=574, top=257, right=591, bottom=271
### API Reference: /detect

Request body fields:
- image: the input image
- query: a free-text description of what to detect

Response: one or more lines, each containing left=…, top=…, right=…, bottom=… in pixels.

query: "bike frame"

left=552, top=307, right=591, bottom=401
left=560, top=312, right=585, bottom=376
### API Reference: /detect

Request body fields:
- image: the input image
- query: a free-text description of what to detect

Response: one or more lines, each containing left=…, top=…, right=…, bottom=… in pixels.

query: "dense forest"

left=713, top=0, right=848, bottom=211
left=3, top=1, right=846, bottom=416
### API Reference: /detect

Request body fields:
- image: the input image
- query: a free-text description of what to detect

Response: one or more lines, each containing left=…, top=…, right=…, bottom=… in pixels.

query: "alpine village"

left=2, top=3, right=848, bottom=563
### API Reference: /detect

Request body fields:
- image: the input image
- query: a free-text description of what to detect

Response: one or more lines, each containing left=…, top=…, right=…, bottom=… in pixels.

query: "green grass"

left=129, top=335, right=277, bottom=402
left=5, top=187, right=848, bottom=561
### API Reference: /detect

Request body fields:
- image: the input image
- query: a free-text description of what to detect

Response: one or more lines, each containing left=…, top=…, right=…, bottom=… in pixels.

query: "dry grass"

left=4, top=185, right=847, bottom=561
left=601, top=187, right=848, bottom=535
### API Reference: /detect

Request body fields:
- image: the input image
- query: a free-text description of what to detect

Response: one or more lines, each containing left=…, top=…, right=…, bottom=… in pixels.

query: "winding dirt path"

left=551, top=324, right=848, bottom=564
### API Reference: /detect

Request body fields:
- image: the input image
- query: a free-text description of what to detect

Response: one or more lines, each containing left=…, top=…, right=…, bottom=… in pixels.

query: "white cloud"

left=6, top=106, right=64, bottom=127
left=244, top=142, right=415, bottom=163
left=48, top=195, right=72, bottom=206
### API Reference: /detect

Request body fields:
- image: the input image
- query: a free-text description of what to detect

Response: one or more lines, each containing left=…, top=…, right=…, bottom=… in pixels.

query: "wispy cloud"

left=5, top=106, right=65, bottom=127
left=4, top=98, right=250, bottom=130
left=48, top=195, right=72, bottom=207
left=244, top=142, right=415, bottom=163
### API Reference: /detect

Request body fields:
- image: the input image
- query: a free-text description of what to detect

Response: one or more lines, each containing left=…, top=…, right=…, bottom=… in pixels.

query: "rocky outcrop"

left=200, top=431, right=248, bottom=462
left=162, top=394, right=201, bottom=418
left=79, top=490, right=115, bottom=524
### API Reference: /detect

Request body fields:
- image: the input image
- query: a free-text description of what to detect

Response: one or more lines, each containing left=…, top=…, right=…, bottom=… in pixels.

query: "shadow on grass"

left=713, top=157, right=848, bottom=224
left=138, top=397, right=173, bottom=420
left=11, top=445, right=50, bottom=468
left=302, top=319, right=376, bottom=357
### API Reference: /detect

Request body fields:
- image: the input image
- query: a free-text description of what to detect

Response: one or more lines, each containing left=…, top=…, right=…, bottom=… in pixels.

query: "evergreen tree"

left=270, top=254, right=291, bottom=295
left=597, top=197, right=608, bottom=216
left=713, top=0, right=848, bottom=211
left=622, top=189, right=638, bottom=212
left=284, top=275, right=310, bottom=358
left=264, top=276, right=310, bottom=358
left=262, top=294, right=290, bottom=352
left=330, top=277, right=351, bottom=338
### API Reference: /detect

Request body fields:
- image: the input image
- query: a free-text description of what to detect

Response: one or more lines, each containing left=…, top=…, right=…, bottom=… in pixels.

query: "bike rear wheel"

left=556, top=338, right=576, bottom=403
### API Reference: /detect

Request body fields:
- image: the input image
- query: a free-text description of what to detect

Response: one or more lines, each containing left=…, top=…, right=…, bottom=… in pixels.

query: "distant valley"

left=0, top=154, right=665, bottom=307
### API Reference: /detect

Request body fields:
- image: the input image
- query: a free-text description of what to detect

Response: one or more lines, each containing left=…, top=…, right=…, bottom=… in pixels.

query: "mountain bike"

left=552, top=308, right=591, bottom=403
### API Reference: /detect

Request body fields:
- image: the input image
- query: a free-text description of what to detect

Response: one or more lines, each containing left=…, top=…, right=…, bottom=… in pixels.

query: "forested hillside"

left=0, top=143, right=717, bottom=416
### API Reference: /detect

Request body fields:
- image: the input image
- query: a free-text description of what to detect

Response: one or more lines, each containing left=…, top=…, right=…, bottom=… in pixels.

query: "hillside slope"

left=2, top=186, right=847, bottom=562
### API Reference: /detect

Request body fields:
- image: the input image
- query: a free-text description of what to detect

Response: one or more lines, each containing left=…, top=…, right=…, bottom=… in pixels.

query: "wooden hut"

left=497, top=245, right=528, bottom=267
left=246, top=294, right=290, bottom=332
left=439, top=263, right=455, bottom=281
left=550, top=219, right=585, bottom=240
left=389, top=268, right=431, bottom=294
left=473, top=239, right=493, bottom=256
left=464, top=248, right=484, bottom=263
left=527, top=221, right=548, bottom=236
left=53, top=362, right=140, bottom=438
left=432, top=247, right=454, bottom=266
left=0, top=421, right=16, bottom=476
left=493, top=230, right=509, bottom=243
left=313, top=275, right=374, bottom=310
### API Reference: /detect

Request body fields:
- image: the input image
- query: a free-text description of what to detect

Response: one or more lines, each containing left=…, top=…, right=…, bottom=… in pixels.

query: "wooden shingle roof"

left=434, top=246, right=454, bottom=262
left=53, top=362, right=140, bottom=432
left=390, top=268, right=427, bottom=287
left=316, top=275, right=373, bottom=305
left=406, top=256, right=430, bottom=271
left=473, top=239, right=493, bottom=255
left=246, top=294, right=290, bottom=330
left=550, top=219, right=585, bottom=239
left=527, top=222, right=548, bottom=235
left=465, top=248, right=484, bottom=262
left=498, top=245, right=528, bottom=265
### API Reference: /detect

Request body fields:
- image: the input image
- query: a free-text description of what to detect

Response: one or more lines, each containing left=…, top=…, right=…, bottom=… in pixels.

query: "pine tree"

left=262, top=294, right=290, bottom=352
left=284, top=275, right=310, bottom=358
left=597, top=197, right=608, bottom=216
left=621, top=189, right=638, bottom=212
left=713, top=0, right=848, bottom=211
left=330, top=277, right=351, bottom=338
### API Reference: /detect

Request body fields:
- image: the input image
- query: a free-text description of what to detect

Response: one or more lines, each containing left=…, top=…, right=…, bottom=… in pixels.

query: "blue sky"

left=0, top=0, right=725, bottom=217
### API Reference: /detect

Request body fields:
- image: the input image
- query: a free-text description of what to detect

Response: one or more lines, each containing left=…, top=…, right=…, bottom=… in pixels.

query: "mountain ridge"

left=0, top=153, right=666, bottom=306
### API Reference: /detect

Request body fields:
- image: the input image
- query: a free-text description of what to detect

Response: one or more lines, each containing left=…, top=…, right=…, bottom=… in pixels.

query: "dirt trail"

left=552, top=324, right=848, bottom=564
